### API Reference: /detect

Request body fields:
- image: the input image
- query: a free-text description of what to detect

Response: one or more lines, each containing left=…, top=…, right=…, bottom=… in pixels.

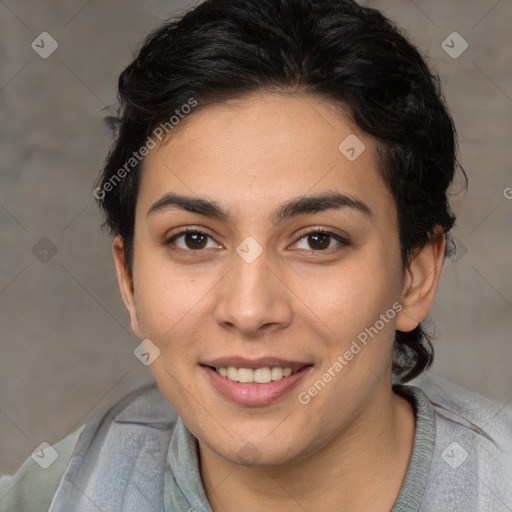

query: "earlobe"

left=112, top=236, right=141, bottom=338
left=396, top=230, right=446, bottom=333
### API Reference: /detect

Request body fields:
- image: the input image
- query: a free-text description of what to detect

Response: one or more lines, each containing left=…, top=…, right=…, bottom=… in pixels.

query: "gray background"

left=0, top=0, right=511, bottom=474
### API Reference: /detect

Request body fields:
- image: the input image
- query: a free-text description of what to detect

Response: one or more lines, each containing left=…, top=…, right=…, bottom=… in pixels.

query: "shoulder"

left=0, top=426, right=84, bottom=512
left=48, top=383, right=178, bottom=510
left=0, top=383, right=176, bottom=512
left=408, top=372, right=512, bottom=510
left=409, top=372, right=512, bottom=443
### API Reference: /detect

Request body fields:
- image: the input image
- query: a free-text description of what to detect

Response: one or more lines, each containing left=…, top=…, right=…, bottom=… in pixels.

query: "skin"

left=113, top=92, right=445, bottom=511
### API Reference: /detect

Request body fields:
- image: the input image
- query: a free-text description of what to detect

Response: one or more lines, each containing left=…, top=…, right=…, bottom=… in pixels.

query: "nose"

left=213, top=250, right=293, bottom=337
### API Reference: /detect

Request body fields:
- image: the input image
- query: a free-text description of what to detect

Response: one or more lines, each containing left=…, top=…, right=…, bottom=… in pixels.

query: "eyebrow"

left=146, top=192, right=372, bottom=224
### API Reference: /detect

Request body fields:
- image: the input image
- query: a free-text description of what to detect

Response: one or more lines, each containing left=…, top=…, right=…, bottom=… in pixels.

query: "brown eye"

left=293, top=230, right=348, bottom=252
left=183, top=232, right=208, bottom=249
left=307, top=232, right=331, bottom=250
left=167, top=230, right=219, bottom=251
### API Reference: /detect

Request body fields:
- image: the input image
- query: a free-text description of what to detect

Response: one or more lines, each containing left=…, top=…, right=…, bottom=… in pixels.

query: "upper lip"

left=201, top=357, right=312, bottom=373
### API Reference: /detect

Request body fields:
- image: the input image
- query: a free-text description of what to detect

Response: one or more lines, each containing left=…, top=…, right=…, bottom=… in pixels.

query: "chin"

left=203, top=428, right=305, bottom=467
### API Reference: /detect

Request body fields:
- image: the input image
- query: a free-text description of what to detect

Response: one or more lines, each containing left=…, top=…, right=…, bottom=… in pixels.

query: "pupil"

left=309, top=233, right=329, bottom=250
left=186, top=233, right=207, bottom=249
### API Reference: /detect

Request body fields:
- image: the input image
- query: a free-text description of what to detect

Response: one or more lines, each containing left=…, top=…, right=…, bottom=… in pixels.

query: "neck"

left=199, top=386, right=416, bottom=512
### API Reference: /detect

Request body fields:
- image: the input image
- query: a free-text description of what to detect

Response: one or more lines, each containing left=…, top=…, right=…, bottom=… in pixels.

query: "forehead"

left=138, top=92, right=395, bottom=224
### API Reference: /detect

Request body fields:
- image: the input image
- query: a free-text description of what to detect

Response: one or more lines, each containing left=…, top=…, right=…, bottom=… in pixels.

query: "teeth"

left=238, top=368, right=254, bottom=383
left=227, top=366, right=238, bottom=381
left=216, top=366, right=296, bottom=383
left=271, top=367, right=283, bottom=380
left=254, top=367, right=272, bottom=383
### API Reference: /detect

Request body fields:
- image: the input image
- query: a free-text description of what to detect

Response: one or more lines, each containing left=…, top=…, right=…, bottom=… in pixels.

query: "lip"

left=201, top=360, right=313, bottom=407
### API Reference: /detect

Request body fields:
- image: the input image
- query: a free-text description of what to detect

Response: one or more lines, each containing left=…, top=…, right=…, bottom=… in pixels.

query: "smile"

left=201, top=359, right=313, bottom=406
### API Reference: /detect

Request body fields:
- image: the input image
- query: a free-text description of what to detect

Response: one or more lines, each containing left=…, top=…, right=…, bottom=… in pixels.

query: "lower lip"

left=202, top=365, right=313, bottom=406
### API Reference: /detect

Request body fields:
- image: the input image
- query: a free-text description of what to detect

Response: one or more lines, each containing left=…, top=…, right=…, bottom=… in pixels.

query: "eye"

left=166, top=229, right=221, bottom=251
left=293, top=229, right=348, bottom=251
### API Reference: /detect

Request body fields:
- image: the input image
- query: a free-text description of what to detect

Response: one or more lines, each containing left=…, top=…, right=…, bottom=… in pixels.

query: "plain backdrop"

left=1, top=0, right=511, bottom=474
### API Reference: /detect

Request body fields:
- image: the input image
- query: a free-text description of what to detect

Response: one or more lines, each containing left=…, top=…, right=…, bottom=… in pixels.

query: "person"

left=1, top=0, right=511, bottom=510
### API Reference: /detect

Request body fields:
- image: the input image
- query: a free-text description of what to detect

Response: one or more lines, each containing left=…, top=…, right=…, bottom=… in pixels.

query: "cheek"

left=287, top=252, right=401, bottom=343
left=131, top=255, right=217, bottom=413
left=131, top=249, right=217, bottom=350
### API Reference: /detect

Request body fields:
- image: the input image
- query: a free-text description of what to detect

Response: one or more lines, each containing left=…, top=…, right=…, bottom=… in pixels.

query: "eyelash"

left=164, top=227, right=349, bottom=255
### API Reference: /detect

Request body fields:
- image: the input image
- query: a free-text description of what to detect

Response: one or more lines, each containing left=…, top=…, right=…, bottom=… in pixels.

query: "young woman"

left=1, top=0, right=511, bottom=510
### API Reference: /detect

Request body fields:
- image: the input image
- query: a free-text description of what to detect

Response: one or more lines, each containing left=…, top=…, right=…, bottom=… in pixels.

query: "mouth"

left=200, top=357, right=314, bottom=406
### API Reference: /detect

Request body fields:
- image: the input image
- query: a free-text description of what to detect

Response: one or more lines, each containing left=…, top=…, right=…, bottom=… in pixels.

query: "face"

left=116, top=92, right=414, bottom=466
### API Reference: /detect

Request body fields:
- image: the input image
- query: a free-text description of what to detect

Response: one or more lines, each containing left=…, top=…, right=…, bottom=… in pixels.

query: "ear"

left=396, top=229, right=446, bottom=332
left=112, top=235, right=142, bottom=338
